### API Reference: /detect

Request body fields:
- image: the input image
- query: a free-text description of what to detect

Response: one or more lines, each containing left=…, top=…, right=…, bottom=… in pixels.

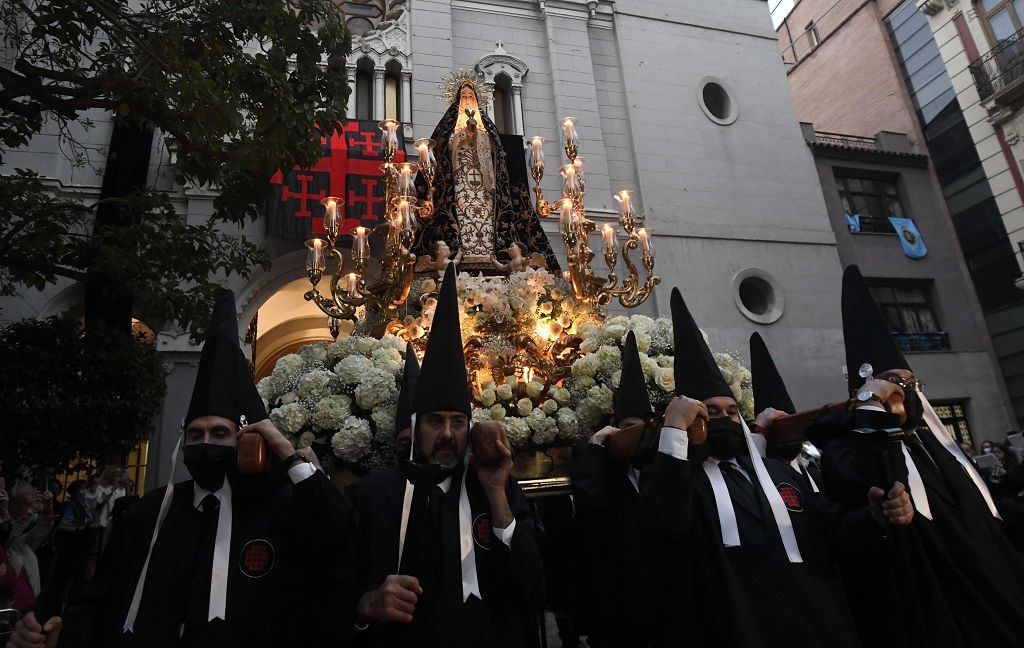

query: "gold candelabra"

left=304, top=119, right=437, bottom=322
left=529, top=118, right=659, bottom=307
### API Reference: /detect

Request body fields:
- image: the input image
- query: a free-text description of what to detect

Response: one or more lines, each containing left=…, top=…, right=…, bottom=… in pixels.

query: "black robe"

left=570, top=442, right=652, bottom=648
left=820, top=409, right=1024, bottom=648
left=348, top=466, right=545, bottom=648
left=78, top=470, right=355, bottom=648
left=640, top=448, right=872, bottom=648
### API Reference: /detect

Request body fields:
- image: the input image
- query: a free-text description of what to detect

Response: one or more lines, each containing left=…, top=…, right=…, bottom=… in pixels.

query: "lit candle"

left=559, top=198, right=575, bottom=237
left=398, top=163, right=417, bottom=195
left=346, top=272, right=358, bottom=297
left=352, top=226, right=369, bottom=262
left=381, top=120, right=399, bottom=149
left=561, top=163, right=579, bottom=194
left=614, top=190, right=633, bottom=220
left=562, top=117, right=577, bottom=146
left=529, top=136, right=545, bottom=169
left=638, top=228, right=650, bottom=253
left=305, top=238, right=326, bottom=281
left=398, top=199, right=415, bottom=232
left=602, top=224, right=615, bottom=255
left=322, top=197, right=339, bottom=236
left=417, top=142, right=428, bottom=162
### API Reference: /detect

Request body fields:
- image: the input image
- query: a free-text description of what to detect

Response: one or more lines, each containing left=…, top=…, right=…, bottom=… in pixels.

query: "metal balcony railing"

left=969, top=28, right=1024, bottom=101
left=892, top=331, right=950, bottom=352
left=814, top=131, right=878, bottom=151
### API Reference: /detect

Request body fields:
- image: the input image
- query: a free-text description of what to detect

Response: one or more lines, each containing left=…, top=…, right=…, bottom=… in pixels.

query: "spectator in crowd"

left=61, top=481, right=90, bottom=529
left=959, top=442, right=975, bottom=459
left=5, top=490, right=57, bottom=610
left=89, top=467, right=126, bottom=531
left=0, top=488, right=17, bottom=609
left=981, top=440, right=995, bottom=455
left=985, top=444, right=1024, bottom=500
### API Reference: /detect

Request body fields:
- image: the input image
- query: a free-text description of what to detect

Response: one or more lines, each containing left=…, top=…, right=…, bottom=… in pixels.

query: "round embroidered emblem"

left=901, top=227, right=917, bottom=245
left=473, top=513, right=496, bottom=550
left=777, top=482, right=803, bottom=512
left=239, top=539, right=275, bottom=578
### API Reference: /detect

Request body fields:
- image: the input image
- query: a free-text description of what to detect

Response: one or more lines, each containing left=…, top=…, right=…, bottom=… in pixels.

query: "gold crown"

left=438, top=68, right=493, bottom=106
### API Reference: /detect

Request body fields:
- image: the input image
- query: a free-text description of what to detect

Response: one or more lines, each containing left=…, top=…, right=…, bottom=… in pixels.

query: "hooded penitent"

left=839, top=265, right=1000, bottom=520
left=669, top=287, right=803, bottom=563
left=184, top=289, right=268, bottom=428
left=750, top=332, right=796, bottom=415
left=614, top=331, right=653, bottom=423
left=841, top=264, right=910, bottom=391
left=670, top=288, right=733, bottom=402
left=411, top=261, right=472, bottom=419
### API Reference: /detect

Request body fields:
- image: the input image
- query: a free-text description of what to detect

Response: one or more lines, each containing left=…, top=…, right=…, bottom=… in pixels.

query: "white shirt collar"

left=437, top=476, right=452, bottom=494
left=706, top=456, right=751, bottom=482
left=193, top=479, right=229, bottom=510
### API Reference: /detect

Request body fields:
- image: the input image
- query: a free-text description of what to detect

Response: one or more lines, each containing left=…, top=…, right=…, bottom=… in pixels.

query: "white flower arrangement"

left=261, top=335, right=411, bottom=472
left=566, top=315, right=754, bottom=438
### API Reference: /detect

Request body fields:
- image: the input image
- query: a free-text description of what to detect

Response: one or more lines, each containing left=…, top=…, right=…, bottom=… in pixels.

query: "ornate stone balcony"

left=969, top=27, right=1024, bottom=105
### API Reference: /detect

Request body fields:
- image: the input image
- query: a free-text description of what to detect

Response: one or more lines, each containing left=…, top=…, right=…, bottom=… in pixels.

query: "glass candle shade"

left=529, top=136, right=545, bottom=170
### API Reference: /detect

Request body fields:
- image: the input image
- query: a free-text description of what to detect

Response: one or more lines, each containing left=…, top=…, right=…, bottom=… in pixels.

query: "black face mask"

left=705, top=417, right=747, bottom=460
left=902, top=388, right=924, bottom=431
left=182, top=443, right=236, bottom=491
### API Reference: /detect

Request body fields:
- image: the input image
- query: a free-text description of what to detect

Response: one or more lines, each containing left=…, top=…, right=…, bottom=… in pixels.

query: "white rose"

left=480, top=388, right=497, bottom=407
left=482, top=380, right=497, bottom=392
left=489, top=404, right=506, bottom=421
left=496, top=384, right=514, bottom=401
left=525, top=381, right=544, bottom=398
left=517, top=398, right=534, bottom=416
left=298, top=432, right=315, bottom=448
left=542, top=399, right=558, bottom=415
left=553, top=387, right=571, bottom=406
left=656, top=367, right=675, bottom=392
left=580, top=338, right=599, bottom=354
left=505, top=375, right=517, bottom=388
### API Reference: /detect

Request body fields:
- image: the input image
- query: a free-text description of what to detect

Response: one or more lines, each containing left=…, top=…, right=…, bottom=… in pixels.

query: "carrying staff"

left=638, top=288, right=911, bottom=648
left=8, top=290, right=356, bottom=648
left=816, top=265, right=1024, bottom=648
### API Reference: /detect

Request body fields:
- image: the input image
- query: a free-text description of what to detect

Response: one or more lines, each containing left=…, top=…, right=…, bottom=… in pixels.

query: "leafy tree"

left=0, top=316, right=167, bottom=477
left=0, top=0, right=351, bottom=336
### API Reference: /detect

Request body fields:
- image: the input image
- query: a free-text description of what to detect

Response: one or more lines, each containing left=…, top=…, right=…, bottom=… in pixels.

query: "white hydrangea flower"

left=297, top=369, right=334, bottom=401
left=312, top=394, right=353, bottom=429
left=371, top=347, right=404, bottom=376
left=256, top=375, right=279, bottom=402
left=299, top=344, right=327, bottom=363
left=556, top=409, right=580, bottom=439
left=575, top=399, right=603, bottom=432
left=273, top=354, right=305, bottom=383
left=596, top=345, right=623, bottom=369
left=298, top=432, right=315, bottom=448
left=325, top=337, right=359, bottom=364
left=335, top=354, right=374, bottom=384
left=354, top=337, right=380, bottom=354
left=270, top=402, right=308, bottom=434
left=528, top=409, right=558, bottom=445
left=575, top=376, right=596, bottom=389
left=370, top=403, right=397, bottom=441
left=586, top=384, right=615, bottom=414
left=331, top=416, right=372, bottom=462
left=379, top=334, right=407, bottom=353
left=354, top=367, right=399, bottom=410
left=655, top=354, right=674, bottom=368
left=472, top=407, right=493, bottom=423
left=280, top=391, right=299, bottom=405
left=504, top=416, right=530, bottom=446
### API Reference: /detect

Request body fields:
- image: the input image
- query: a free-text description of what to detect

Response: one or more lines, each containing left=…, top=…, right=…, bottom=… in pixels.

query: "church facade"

left=3, top=0, right=1011, bottom=488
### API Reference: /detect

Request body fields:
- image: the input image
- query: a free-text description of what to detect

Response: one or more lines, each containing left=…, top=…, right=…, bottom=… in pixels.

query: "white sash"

left=900, top=442, right=932, bottom=521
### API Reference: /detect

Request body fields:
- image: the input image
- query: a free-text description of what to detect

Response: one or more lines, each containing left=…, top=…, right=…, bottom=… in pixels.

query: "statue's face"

left=459, top=85, right=478, bottom=107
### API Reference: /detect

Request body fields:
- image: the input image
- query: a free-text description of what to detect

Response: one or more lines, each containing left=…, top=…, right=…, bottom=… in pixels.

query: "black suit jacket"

left=348, top=466, right=545, bottom=648
left=821, top=409, right=1024, bottom=648
left=640, top=444, right=870, bottom=648
left=79, top=470, right=355, bottom=648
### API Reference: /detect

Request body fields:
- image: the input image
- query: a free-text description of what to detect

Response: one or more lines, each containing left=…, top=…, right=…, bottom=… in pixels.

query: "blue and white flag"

left=889, top=217, right=927, bottom=259
left=844, top=212, right=861, bottom=233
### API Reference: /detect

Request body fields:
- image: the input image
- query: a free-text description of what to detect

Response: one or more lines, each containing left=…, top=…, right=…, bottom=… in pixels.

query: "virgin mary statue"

left=413, top=70, right=558, bottom=272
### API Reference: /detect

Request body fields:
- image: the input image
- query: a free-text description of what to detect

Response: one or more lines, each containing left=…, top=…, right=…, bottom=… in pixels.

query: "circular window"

left=697, top=77, right=738, bottom=126
left=732, top=268, right=784, bottom=324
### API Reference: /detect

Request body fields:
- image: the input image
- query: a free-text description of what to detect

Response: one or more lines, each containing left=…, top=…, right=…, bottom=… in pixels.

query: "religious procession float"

left=258, top=70, right=753, bottom=492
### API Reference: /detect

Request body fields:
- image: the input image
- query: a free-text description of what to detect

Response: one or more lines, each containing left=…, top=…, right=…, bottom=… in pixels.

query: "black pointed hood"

left=395, top=342, right=420, bottom=434
left=750, top=332, right=796, bottom=415
left=614, top=331, right=653, bottom=422
left=184, top=289, right=267, bottom=427
left=671, top=287, right=733, bottom=401
left=841, top=265, right=910, bottom=390
left=412, top=262, right=471, bottom=417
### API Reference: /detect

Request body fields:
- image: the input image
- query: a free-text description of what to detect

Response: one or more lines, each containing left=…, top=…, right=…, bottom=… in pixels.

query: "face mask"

left=182, top=443, right=236, bottom=490
left=705, top=417, right=746, bottom=460
left=901, top=388, right=924, bottom=431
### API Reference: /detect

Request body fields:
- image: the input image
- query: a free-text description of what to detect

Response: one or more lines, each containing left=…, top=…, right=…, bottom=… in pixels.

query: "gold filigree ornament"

left=438, top=68, right=493, bottom=106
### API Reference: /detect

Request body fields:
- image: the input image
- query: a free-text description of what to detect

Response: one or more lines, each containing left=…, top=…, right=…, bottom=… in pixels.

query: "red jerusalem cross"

left=279, top=173, right=325, bottom=218
left=348, top=177, right=382, bottom=222
left=346, top=130, right=380, bottom=158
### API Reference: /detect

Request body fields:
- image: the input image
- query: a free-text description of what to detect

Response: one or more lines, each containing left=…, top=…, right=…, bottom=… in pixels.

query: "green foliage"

left=0, top=0, right=352, bottom=336
left=0, top=169, right=272, bottom=337
left=0, top=316, right=167, bottom=476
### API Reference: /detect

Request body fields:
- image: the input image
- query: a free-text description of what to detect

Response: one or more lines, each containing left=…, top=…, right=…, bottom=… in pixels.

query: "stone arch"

left=476, top=43, right=528, bottom=136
